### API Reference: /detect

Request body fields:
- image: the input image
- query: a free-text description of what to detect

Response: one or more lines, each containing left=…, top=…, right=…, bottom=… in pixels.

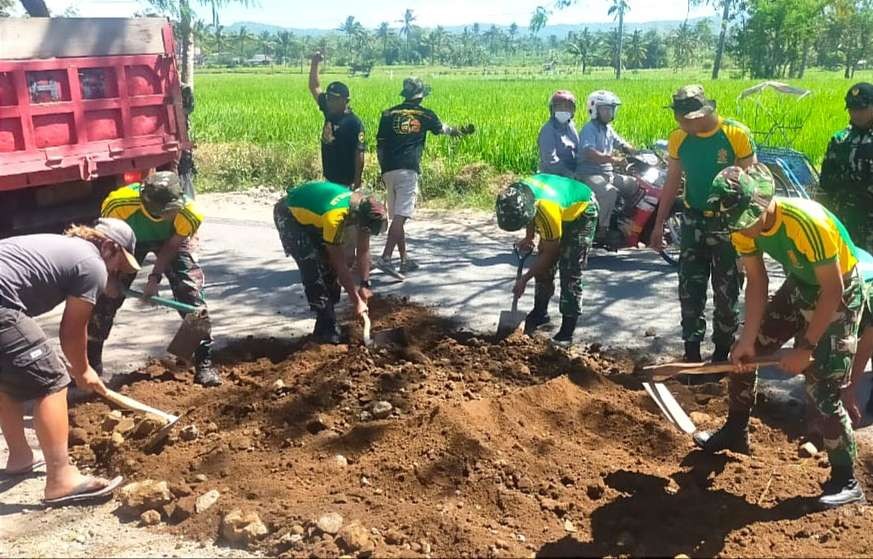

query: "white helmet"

left=586, top=90, right=621, bottom=120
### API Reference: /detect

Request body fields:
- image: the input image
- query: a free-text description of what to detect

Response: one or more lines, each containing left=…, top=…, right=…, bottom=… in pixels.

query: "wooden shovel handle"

left=362, top=312, right=372, bottom=346
left=644, top=356, right=783, bottom=380
left=101, top=388, right=177, bottom=424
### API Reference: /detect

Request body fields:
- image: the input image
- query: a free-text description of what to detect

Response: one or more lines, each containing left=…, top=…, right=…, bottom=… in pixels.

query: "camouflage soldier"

left=88, top=171, right=220, bottom=386
left=274, top=181, right=387, bottom=344
left=697, top=164, right=868, bottom=509
left=650, top=85, right=756, bottom=364
left=495, top=173, right=599, bottom=346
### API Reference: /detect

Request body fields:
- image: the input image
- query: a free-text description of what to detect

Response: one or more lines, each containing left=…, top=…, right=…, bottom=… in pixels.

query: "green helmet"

left=356, top=195, right=388, bottom=236
left=141, top=171, right=184, bottom=218
left=496, top=182, right=536, bottom=232
left=706, top=163, right=775, bottom=231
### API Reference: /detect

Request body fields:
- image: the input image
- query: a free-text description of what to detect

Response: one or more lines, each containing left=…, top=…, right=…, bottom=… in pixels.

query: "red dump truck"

left=0, top=17, right=190, bottom=233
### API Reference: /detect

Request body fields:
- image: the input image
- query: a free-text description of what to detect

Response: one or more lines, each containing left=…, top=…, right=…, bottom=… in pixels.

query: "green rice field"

left=192, top=68, right=873, bottom=205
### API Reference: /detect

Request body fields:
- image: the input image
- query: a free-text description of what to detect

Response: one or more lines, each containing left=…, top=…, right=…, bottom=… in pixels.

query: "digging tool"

left=641, top=382, right=697, bottom=434
left=497, top=246, right=532, bottom=338
left=123, top=287, right=210, bottom=362
left=642, top=354, right=808, bottom=382
left=100, top=388, right=182, bottom=450
left=361, top=312, right=406, bottom=348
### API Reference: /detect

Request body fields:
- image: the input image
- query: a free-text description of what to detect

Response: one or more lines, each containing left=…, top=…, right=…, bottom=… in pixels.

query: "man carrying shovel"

left=88, top=171, right=220, bottom=387
left=495, top=174, right=598, bottom=346
left=0, top=219, right=136, bottom=504
left=696, top=164, right=867, bottom=509
left=273, top=180, right=387, bottom=344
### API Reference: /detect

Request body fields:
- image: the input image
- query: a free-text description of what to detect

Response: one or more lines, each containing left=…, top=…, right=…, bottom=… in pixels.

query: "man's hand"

left=358, top=285, right=372, bottom=303
left=355, top=297, right=369, bottom=318
left=74, top=366, right=107, bottom=396
left=143, top=275, right=160, bottom=298
left=517, top=238, right=535, bottom=254
left=842, top=387, right=863, bottom=428
left=460, top=124, right=476, bottom=135
left=730, top=338, right=757, bottom=373
left=780, top=348, right=813, bottom=375
left=311, top=51, right=324, bottom=64
left=513, top=275, right=530, bottom=299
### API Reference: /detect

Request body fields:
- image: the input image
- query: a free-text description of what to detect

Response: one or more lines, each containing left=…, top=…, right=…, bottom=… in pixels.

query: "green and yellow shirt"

left=732, top=198, right=859, bottom=286
left=285, top=181, right=352, bottom=245
left=668, top=117, right=755, bottom=210
left=101, top=184, right=203, bottom=244
left=519, top=174, right=595, bottom=241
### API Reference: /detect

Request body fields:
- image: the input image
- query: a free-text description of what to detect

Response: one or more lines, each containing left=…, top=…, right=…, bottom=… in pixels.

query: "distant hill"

left=225, top=17, right=717, bottom=38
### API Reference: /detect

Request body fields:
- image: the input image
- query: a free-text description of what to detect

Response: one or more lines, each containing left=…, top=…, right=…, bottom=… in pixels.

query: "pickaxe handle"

left=101, top=388, right=178, bottom=425
left=643, top=356, right=784, bottom=381
left=123, top=287, right=197, bottom=314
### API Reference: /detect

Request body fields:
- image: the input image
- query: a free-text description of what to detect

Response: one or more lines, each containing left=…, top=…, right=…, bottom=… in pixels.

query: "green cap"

left=401, top=77, right=431, bottom=100
left=666, top=84, right=716, bottom=119
left=357, top=195, right=388, bottom=236
left=706, top=163, right=775, bottom=231
left=495, top=182, right=536, bottom=232
left=141, top=171, right=184, bottom=218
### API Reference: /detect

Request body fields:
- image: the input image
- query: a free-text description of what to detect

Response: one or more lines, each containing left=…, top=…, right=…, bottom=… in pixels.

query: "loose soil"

left=68, top=298, right=873, bottom=558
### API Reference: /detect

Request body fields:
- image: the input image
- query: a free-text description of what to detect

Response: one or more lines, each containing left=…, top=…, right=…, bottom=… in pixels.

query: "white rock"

left=316, top=512, right=344, bottom=535
left=195, top=489, right=220, bottom=513
left=371, top=401, right=393, bottom=419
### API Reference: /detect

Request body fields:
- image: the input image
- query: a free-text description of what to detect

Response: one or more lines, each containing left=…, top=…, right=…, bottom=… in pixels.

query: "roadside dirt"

left=65, top=298, right=873, bottom=558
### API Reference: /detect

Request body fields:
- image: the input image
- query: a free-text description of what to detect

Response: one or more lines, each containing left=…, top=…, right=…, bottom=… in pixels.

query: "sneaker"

left=374, top=256, right=405, bottom=280
left=399, top=258, right=420, bottom=274
left=194, top=361, right=222, bottom=387
left=692, top=418, right=750, bottom=455
left=819, top=475, right=866, bottom=509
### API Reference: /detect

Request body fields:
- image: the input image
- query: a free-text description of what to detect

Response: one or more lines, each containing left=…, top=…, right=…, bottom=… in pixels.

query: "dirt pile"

left=68, top=298, right=873, bottom=557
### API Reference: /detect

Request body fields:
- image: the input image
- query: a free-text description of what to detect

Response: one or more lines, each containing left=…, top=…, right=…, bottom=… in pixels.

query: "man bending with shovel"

left=274, top=180, right=387, bottom=344
left=495, top=174, right=598, bottom=346
left=697, top=164, right=868, bottom=509
left=88, top=171, right=220, bottom=387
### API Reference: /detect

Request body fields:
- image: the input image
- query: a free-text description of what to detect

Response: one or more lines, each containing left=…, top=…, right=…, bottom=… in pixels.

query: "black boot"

left=693, top=413, right=750, bottom=454
left=819, top=464, right=866, bottom=509
left=552, top=315, right=579, bottom=347
left=87, top=340, right=105, bottom=379
left=313, top=309, right=341, bottom=345
left=683, top=341, right=702, bottom=363
left=193, top=342, right=221, bottom=387
left=523, top=298, right=551, bottom=335
left=711, top=345, right=731, bottom=363
left=686, top=344, right=732, bottom=385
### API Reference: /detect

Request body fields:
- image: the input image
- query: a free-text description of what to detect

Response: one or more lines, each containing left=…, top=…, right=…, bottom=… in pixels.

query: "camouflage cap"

left=357, top=195, right=388, bottom=236
left=141, top=171, right=184, bottom=217
left=846, top=82, right=873, bottom=109
left=401, top=77, right=431, bottom=100
left=495, top=182, right=536, bottom=232
left=666, top=84, right=716, bottom=119
left=706, top=163, right=775, bottom=231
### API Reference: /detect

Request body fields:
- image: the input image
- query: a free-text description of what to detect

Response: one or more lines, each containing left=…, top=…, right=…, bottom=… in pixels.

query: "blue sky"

left=40, top=0, right=716, bottom=28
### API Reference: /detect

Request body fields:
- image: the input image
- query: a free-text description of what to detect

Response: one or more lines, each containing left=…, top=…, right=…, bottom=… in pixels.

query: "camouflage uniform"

left=679, top=212, right=742, bottom=347
left=273, top=200, right=341, bottom=313
left=728, top=271, right=864, bottom=467
left=88, top=238, right=211, bottom=357
left=819, top=125, right=873, bottom=253
left=534, top=203, right=599, bottom=316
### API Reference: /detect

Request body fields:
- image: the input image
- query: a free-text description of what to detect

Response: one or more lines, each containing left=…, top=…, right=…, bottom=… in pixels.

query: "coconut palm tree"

left=376, top=22, right=392, bottom=64
left=566, top=28, right=598, bottom=74
left=607, top=0, right=630, bottom=79
left=398, top=8, right=416, bottom=62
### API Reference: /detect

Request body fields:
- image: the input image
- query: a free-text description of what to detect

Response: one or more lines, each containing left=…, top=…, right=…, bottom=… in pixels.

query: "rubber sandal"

left=42, top=475, right=123, bottom=506
left=1, top=459, right=46, bottom=477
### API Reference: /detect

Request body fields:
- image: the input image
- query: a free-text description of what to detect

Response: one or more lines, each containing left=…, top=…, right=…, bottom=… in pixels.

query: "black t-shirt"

left=318, top=93, right=366, bottom=186
left=376, top=102, right=443, bottom=174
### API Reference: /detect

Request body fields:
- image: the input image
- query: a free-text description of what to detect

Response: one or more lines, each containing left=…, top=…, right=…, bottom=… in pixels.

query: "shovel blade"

left=166, top=310, right=210, bottom=363
left=497, top=310, right=526, bottom=338
left=372, top=327, right=407, bottom=347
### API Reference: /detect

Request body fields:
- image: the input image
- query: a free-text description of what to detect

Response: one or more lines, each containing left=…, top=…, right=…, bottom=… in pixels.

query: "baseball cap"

left=706, top=164, right=775, bottom=231
left=326, top=81, right=351, bottom=99
left=666, top=84, right=716, bottom=119
left=141, top=171, right=184, bottom=217
left=496, top=182, right=536, bottom=232
left=95, top=217, right=141, bottom=273
left=846, top=82, right=873, bottom=109
left=401, top=77, right=431, bottom=100
left=357, top=196, right=388, bottom=236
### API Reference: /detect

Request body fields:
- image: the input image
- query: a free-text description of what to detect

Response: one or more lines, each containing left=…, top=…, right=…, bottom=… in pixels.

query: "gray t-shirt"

left=0, top=235, right=107, bottom=317
left=537, top=118, right=579, bottom=178
left=577, top=120, right=631, bottom=176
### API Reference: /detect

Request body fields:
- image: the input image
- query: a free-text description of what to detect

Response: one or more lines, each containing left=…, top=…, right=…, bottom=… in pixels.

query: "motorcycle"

left=591, top=150, right=683, bottom=266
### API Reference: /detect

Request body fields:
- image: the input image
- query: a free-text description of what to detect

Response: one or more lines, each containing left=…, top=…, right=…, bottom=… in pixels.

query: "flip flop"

left=1, top=459, right=46, bottom=477
left=42, top=475, right=124, bottom=506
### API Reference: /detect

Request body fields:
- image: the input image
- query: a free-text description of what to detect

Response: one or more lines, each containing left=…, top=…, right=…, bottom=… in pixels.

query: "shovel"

left=123, top=287, right=210, bottom=363
left=361, top=311, right=407, bottom=348
left=100, top=388, right=183, bottom=451
left=497, top=246, right=532, bottom=338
